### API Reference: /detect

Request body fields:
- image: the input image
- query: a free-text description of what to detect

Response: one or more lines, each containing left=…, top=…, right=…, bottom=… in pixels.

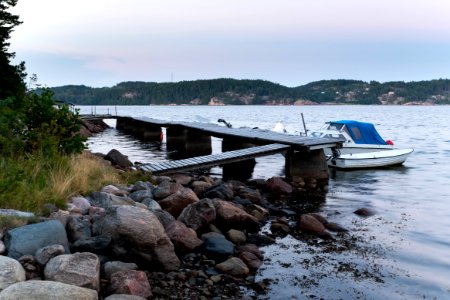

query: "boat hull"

left=328, top=148, right=414, bottom=169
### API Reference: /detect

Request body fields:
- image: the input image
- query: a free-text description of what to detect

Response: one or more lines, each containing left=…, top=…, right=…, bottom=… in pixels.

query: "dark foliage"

left=0, top=0, right=26, bottom=100
left=50, top=78, right=450, bottom=106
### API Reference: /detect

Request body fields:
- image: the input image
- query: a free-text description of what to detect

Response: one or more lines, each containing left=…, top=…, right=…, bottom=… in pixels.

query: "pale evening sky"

left=10, top=0, right=450, bottom=88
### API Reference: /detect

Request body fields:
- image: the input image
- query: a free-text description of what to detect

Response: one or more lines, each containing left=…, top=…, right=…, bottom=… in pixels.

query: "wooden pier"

left=82, top=115, right=344, bottom=181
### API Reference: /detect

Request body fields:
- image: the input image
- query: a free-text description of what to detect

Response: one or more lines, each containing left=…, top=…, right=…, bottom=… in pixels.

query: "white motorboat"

left=309, top=120, right=413, bottom=169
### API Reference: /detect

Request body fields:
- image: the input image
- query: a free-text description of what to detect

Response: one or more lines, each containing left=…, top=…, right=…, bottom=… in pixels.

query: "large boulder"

left=92, top=205, right=180, bottom=271
left=158, top=187, right=199, bottom=218
left=4, top=220, right=69, bottom=259
left=177, top=198, right=216, bottom=231
left=165, top=221, right=203, bottom=253
left=0, top=280, right=98, bottom=300
left=104, top=149, right=133, bottom=169
left=0, top=256, right=25, bottom=291
left=213, top=200, right=260, bottom=232
left=44, top=252, right=100, bottom=291
left=108, top=270, right=152, bottom=299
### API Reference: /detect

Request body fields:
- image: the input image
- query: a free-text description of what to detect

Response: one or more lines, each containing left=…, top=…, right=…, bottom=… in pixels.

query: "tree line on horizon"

left=49, top=78, right=450, bottom=106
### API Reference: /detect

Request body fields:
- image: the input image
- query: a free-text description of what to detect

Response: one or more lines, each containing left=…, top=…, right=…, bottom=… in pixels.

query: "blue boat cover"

left=330, top=120, right=387, bottom=145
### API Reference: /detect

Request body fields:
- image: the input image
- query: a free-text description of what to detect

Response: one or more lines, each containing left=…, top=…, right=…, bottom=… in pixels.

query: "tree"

left=0, top=1, right=86, bottom=157
left=0, top=0, right=26, bottom=100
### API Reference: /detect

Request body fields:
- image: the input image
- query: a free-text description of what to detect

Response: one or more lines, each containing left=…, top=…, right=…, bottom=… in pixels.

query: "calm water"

left=78, top=105, right=450, bottom=300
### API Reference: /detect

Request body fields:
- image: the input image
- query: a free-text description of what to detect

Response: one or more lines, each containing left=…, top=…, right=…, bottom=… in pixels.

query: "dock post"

left=285, top=149, right=329, bottom=182
left=221, top=138, right=256, bottom=181
left=166, top=127, right=211, bottom=158
left=116, top=116, right=130, bottom=130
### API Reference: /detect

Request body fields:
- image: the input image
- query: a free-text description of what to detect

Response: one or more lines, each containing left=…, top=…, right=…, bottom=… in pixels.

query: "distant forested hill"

left=49, top=78, right=450, bottom=105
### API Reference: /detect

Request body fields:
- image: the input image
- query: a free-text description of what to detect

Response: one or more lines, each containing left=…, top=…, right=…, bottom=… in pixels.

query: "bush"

left=0, top=89, right=86, bottom=157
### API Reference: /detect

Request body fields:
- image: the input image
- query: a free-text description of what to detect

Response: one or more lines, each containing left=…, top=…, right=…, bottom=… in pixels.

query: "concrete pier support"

left=166, top=127, right=211, bottom=159
left=285, top=149, right=329, bottom=181
left=116, top=117, right=132, bottom=131
left=222, top=137, right=256, bottom=181
left=116, top=117, right=162, bottom=141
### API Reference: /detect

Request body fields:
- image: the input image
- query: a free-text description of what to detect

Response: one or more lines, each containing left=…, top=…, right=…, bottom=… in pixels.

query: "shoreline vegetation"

left=50, top=78, right=450, bottom=106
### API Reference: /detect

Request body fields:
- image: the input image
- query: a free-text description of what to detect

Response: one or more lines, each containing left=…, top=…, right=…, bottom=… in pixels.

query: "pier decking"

left=82, top=115, right=344, bottom=181
left=140, top=143, right=290, bottom=175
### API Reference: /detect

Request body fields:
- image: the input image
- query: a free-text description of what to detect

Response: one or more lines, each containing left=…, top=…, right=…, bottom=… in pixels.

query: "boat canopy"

left=329, top=120, right=387, bottom=145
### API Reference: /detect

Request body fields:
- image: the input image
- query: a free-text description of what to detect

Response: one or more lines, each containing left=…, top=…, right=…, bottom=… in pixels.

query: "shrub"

left=0, top=89, right=86, bottom=157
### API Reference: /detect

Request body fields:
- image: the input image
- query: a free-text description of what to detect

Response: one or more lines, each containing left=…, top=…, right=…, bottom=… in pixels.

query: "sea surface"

left=77, top=105, right=450, bottom=300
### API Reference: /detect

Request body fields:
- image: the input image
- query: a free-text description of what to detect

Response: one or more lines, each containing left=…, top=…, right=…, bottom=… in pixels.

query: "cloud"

left=9, top=0, right=450, bottom=87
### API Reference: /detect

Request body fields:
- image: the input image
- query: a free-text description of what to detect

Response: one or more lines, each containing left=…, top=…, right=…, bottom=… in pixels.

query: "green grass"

left=0, top=151, right=150, bottom=214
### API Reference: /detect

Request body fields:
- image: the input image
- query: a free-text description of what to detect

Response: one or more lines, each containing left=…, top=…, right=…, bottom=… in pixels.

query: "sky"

left=9, top=0, right=450, bottom=88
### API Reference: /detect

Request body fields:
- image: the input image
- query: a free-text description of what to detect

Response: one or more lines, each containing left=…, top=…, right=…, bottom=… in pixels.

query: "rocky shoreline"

left=0, top=148, right=355, bottom=300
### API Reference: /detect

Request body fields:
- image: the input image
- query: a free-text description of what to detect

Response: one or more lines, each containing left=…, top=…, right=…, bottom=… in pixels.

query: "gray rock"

left=151, top=209, right=175, bottom=230
left=0, top=280, right=98, bottom=300
left=202, top=235, right=235, bottom=262
left=88, top=192, right=136, bottom=208
left=0, top=209, right=34, bottom=218
left=5, top=220, right=69, bottom=259
left=44, top=252, right=100, bottom=291
left=92, top=205, right=180, bottom=271
left=204, top=183, right=234, bottom=200
left=0, top=256, right=26, bottom=291
left=142, top=198, right=161, bottom=211
left=66, top=216, right=92, bottom=242
left=152, top=180, right=182, bottom=200
left=130, top=181, right=152, bottom=192
left=35, top=244, right=66, bottom=266
left=69, top=196, right=91, bottom=215
left=128, top=190, right=153, bottom=203
left=177, top=198, right=216, bottom=231
left=103, top=261, right=138, bottom=280
left=70, top=236, right=111, bottom=254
